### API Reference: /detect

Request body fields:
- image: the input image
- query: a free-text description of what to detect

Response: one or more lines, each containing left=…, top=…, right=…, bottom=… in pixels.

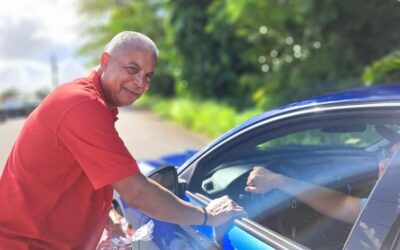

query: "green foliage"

left=78, top=0, right=400, bottom=110
left=166, top=0, right=247, bottom=100
left=220, top=0, right=400, bottom=106
left=137, top=95, right=260, bottom=139
left=363, top=50, right=400, bottom=85
left=77, top=0, right=121, bottom=16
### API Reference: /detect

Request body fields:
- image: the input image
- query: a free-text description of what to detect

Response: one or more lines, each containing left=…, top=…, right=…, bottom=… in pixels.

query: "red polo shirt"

left=0, top=71, right=139, bottom=249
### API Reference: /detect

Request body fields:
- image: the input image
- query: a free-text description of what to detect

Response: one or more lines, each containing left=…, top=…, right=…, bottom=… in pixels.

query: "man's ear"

left=100, top=52, right=110, bottom=71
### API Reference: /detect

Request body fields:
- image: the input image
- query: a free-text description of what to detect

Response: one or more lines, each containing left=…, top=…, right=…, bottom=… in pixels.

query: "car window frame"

left=178, top=102, right=400, bottom=180
left=186, top=191, right=309, bottom=249
left=186, top=107, right=400, bottom=191
left=179, top=104, right=400, bottom=249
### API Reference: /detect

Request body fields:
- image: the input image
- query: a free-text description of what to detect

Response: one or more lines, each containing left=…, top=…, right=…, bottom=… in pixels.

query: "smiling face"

left=99, top=44, right=156, bottom=107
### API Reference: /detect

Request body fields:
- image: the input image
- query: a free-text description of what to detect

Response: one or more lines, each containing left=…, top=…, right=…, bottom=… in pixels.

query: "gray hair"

left=104, top=31, right=159, bottom=59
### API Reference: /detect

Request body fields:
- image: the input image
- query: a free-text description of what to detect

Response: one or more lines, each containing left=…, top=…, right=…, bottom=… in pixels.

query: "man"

left=245, top=143, right=400, bottom=224
left=0, top=31, right=245, bottom=249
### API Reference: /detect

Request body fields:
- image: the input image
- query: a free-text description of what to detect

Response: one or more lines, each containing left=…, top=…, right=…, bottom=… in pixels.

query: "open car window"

left=187, top=109, right=400, bottom=249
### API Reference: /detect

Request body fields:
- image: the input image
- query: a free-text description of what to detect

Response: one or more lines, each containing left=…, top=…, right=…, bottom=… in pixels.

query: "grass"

left=136, top=95, right=261, bottom=139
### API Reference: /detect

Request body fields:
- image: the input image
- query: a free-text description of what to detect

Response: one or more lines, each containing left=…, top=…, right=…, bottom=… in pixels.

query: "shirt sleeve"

left=57, top=100, right=140, bottom=189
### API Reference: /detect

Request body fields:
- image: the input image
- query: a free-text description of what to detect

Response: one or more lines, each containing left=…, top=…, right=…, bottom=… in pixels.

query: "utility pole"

left=50, top=55, right=59, bottom=88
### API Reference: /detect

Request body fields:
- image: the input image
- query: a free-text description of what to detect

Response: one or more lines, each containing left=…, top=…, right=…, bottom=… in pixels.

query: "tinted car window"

left=188, top=110, right=400, bottom=249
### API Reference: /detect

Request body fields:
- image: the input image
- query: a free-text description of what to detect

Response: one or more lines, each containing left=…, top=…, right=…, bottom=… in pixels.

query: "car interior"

left=187, top=111, right=400, bottom=249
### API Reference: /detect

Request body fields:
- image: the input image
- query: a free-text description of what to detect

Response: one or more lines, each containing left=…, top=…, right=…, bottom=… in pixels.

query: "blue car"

left=114, top=85, right=400, bottom=249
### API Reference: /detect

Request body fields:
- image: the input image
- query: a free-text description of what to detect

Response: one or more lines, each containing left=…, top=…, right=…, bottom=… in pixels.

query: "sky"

left=0, top=0, right=89, bottom=94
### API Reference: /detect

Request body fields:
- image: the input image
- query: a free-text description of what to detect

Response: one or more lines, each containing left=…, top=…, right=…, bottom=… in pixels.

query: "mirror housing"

left=147, top=165, right=186, bottom=198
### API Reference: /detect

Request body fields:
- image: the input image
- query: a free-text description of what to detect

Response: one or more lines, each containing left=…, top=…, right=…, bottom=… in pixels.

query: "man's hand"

left=205, top=196, right=247, bottom=227
left=245, top=167, right=287, bottom=194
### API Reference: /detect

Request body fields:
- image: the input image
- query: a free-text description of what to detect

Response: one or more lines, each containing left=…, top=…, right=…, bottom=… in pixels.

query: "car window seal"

left=186, top=191, right=310, bottom=250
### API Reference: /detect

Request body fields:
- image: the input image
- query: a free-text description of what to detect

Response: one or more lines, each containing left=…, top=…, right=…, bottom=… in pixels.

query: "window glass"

left=259, top=124, right=400, bottom=149
left=192, top=115, right=400, bottom=249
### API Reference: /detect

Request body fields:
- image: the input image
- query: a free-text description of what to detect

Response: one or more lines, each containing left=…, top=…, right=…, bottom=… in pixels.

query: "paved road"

left=0, top=117, right=25, bottom=172
left=0, top=107, right=209, bottom=174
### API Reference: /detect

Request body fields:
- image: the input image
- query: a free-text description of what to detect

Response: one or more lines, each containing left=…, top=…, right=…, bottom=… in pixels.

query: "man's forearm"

left=279, top=176, right=361, bottom=223
left=128, top=178, right=206, bottom=225
left=114, top=174, right=206, bottom=225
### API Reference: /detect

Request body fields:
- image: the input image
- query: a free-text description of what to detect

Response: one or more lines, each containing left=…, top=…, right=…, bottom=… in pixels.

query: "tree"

left=164, top=0, right=264, bottom=109
left=77, top=0, right=400, bottom=109
left=363, top=50, right=400, bottom=85
left=0, top=88, right=19, bottom=102
left=208, top=0, right=400, bottom=107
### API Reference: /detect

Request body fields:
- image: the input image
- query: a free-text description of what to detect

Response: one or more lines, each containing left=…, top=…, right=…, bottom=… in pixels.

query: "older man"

left=0, top=31, right=244, bottom=249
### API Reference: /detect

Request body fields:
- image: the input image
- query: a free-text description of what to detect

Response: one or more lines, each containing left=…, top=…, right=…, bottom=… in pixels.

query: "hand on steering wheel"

left=245, top=167, right=288, bottom=194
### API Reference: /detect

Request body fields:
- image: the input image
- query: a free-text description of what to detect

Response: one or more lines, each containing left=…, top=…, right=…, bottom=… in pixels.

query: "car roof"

left=212, top=84, right=400, bottom=147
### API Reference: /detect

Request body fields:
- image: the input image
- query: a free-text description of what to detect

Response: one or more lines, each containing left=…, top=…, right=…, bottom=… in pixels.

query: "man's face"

left=100, top=45, right=156, bottom=107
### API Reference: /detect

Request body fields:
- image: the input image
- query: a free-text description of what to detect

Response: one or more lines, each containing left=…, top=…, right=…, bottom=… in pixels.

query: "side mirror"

left=148, top=165, right=180, bottom=196
left=147, top=165, right=187, bottom=198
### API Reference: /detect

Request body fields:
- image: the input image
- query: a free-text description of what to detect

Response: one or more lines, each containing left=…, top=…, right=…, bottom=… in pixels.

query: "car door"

left=345, top=150, right=400, bottom=249
left=179, top=104, right=400, bottom=249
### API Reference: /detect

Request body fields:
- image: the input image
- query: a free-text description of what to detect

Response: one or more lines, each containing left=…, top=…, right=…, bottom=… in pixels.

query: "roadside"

left=0, top=117, right=25, bottom=174
left=115, top=106, right=209, bottom=161
left=0, top=107, right=209, bottom=175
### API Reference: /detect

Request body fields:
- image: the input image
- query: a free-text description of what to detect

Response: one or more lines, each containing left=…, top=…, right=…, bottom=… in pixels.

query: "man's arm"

left=113, top=172, right=245, bottom=226
left=246, top=167, right=361, bottom=224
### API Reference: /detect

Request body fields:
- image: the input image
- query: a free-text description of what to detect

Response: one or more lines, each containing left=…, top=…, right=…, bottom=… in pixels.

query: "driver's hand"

left=206, top=195, right=247, bottom=227
left=245, top=167, right=287, bottom=194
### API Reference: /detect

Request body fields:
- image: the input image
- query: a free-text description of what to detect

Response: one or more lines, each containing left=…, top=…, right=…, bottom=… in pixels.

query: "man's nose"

left=133, top=74, right=146, bottom=88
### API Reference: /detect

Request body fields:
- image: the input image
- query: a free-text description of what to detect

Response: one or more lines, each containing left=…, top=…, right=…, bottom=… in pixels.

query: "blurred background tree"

left=78, top=0, right=400, bottom=110
left=363, top=50, right=400, bottom=85
left=0, top=88, right=19, bottom=103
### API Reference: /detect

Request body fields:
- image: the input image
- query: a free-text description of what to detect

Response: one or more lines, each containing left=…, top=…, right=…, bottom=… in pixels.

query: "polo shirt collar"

left=89, top=70, right=119, bottom=121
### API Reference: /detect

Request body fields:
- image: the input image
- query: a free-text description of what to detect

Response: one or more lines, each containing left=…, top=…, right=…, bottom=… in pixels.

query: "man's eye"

left=145, top=75, right=152, bottom=83
left=126, top=67, right=138, bottom=74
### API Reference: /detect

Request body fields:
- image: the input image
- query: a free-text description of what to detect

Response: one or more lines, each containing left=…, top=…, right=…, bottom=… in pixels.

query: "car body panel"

left=224, top=226, right=275, bottom=250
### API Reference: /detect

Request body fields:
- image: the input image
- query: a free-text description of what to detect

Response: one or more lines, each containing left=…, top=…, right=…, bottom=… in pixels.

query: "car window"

left=259, top=124, right=400, bottom=148
left=345, top=151, right=400, bottom=249
left=188, top=110, right=400, bottom=249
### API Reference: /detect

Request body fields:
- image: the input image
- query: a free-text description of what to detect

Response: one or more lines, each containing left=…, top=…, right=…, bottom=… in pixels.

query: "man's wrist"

left=276, top=173, right=290, bottom=187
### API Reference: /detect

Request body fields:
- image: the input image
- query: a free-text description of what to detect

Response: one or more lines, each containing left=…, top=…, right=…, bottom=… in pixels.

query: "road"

left=0, top=107, right=209, bottom=174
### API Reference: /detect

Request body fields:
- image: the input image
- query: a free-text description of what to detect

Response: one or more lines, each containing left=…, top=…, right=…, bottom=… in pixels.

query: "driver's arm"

left=113, top=172, right=246, bottom=226
left=245, top=167, right=361, bottom=224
